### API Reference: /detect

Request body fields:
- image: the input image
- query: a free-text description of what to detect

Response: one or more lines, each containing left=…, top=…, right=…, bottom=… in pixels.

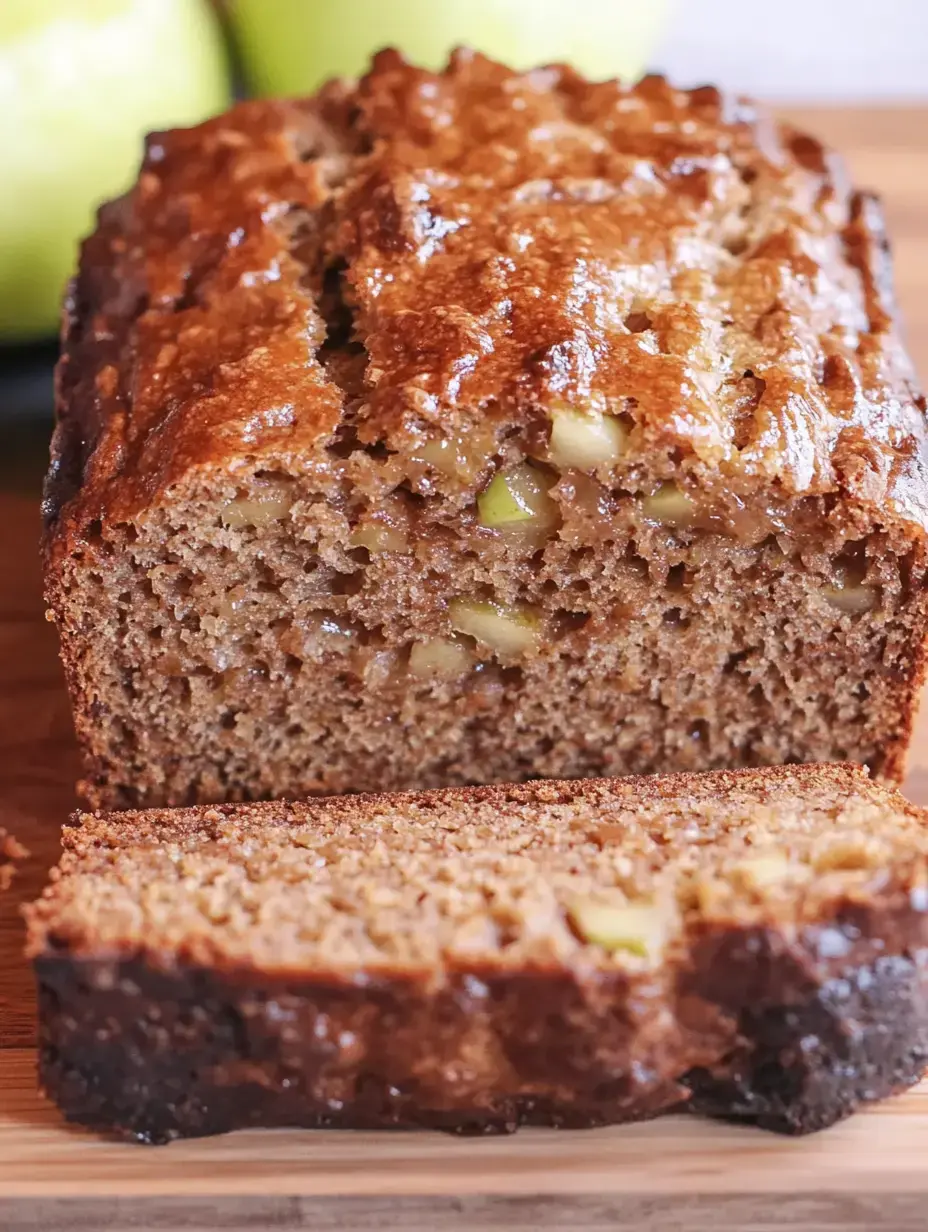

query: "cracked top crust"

left=45, top=49, right=928, bottom=542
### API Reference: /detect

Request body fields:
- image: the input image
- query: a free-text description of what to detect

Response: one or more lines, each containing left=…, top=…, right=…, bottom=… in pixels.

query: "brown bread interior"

left=62, top=467, right=927, bottom=807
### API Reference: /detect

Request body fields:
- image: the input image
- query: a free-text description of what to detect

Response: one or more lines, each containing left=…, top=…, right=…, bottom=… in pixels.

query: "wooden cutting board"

left=1, top=106, right=928, bottom=1231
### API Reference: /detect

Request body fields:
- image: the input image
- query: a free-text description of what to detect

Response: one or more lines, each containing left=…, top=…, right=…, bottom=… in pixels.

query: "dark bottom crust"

left=34, top=925, right=928, bottom=1144
left=682, top=948, right=928, bottom=1134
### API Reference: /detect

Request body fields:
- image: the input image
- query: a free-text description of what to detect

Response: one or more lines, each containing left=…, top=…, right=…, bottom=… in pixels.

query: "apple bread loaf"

left=43, top=50, right=928, bottom=808
left=26, top=764, right=928, bottom=1142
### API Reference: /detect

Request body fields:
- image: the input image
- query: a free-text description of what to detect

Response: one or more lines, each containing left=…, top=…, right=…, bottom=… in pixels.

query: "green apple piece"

left=548, top=407, right=627, bottom=470
left=227, top=0, right=669, bottom=97
left=0, top=0, right=231, bottom=341
left=408, top=636, right=474, bottom=680
left=448, top=596, right=541, bottom=657
left=642, top=482, right=696, bottom=526
left=477, top=462, right=558, bottom=529
left=822, top=583, right=878, bottom=615
left=566, top=898, right=667, bottom=962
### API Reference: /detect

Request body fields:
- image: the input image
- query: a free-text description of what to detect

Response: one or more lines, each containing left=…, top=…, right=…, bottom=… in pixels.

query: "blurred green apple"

left=228, top=0, right=669, bottom=98
left=0, top=0, right=231, bottom=341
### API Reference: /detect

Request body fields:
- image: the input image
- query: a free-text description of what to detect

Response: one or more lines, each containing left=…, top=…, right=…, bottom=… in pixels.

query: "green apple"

left=0, top=0, right=231, bottom=341
left=228, top=0, right=669, bottom=98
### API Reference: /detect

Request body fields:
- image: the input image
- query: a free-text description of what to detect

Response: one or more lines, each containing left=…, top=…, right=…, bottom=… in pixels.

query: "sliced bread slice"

left=26, top=763, right=928, bottom=1142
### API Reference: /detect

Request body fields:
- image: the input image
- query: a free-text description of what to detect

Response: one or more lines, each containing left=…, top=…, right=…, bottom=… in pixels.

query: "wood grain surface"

left=0, top=106, right=927, bottom=1229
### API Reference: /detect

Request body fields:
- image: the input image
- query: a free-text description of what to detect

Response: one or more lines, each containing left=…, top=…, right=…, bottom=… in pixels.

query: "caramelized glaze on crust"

left=27, top=765, right=928, bottom=1141
left=46, top=49, right=928, bottom=539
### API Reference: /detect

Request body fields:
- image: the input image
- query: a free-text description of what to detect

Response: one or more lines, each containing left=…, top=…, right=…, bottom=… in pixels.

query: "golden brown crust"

left=44, top=50, right=928, bottom=544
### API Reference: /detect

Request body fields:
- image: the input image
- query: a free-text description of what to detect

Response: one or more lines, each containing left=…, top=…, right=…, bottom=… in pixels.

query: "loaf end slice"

left=44, top=53, right=928, bottom=808
left=26, top=764, right=928, bottom=1142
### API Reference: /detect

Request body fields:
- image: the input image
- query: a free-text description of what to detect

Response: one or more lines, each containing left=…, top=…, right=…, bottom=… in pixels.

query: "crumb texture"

left=28, top=765, right=928, bottom=1142
left=25, top=764, right=928, bottom=971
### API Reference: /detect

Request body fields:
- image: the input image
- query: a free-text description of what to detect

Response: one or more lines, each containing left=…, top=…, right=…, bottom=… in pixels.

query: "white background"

left=656, top=0, right=928, bottom=98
